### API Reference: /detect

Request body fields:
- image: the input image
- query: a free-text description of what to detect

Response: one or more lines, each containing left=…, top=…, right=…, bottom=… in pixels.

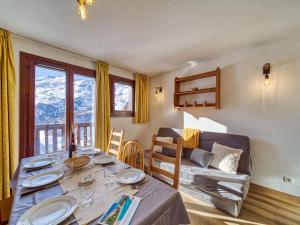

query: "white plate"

left=116, top=168, right=145, bottom=184
left=24, top=158, right=53, bottom=169
left=79, top=147, right=101, bottom=155
left=94, top=155, right=115, bottom=165
left=94, top=149, right=102, bottom=155
left=22, top=170, right=64, bottom=188
left=16, top=195, right=78, bottom=225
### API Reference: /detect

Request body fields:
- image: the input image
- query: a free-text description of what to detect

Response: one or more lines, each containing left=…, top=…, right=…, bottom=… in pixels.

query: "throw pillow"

left=190, top=148, right=214, bottom=168
left=210, top=142, right=243, bottom=173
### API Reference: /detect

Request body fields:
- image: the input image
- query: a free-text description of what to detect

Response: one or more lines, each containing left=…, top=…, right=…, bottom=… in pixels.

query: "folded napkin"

left=182, top=128, right=200, bottom=148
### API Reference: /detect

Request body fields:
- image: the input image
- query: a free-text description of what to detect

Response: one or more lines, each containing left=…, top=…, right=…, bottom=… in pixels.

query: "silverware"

left=132, top=179, right=149, bottom=189
left=142, top=190, right=154, bottom=199
left=21, top=182, right=60, bottom=197
left=25, top=165, right=51, bottom=173
left=65, top=216, right=82, bottom=225
left=94, top=168, right=105, bottom=174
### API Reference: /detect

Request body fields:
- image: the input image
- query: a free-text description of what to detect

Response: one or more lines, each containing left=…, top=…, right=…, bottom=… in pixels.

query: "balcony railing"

left=35, top=122, right=93, bottom=155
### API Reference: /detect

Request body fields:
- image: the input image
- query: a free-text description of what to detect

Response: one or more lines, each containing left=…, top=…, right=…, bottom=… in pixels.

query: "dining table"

left=9, top=152, right=190, bottom=225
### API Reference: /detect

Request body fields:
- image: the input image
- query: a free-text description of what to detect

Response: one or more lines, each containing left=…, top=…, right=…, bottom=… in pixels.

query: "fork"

left=64, top=216, right=82, bottom=225
left=132, top=179, right=149, bottom=189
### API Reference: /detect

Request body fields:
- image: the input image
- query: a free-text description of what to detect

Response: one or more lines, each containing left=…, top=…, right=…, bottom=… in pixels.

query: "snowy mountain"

left=35, top=66, right=95, bottom=125
left=35, top=66, right=131, bottom=125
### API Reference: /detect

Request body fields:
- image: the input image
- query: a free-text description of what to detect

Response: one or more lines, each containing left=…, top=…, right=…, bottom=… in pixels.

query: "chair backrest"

left=107, top=128, right=125, bottom=159
left=148, top=134, right=182, bottom=189
left=119, top=141, right=144, bottom=170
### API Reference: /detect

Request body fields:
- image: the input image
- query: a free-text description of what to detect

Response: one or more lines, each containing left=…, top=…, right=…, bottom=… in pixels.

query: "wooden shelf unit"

left=174, top=67, right=221, bottom=109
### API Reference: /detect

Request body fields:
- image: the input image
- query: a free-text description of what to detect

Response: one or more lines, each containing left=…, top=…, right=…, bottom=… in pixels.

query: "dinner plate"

left=24, top=158, right=53, bottom=170
left=22, top=170, right=64, bottom=188
left=116, top=168, right=145, bottom=184
left=94, top=149, right=102, bottom=155
left=79, top=147, right=101, bottom=155
left=16, top=195, right=78, bottom=225
left=94, top=155, right=115, bottom=165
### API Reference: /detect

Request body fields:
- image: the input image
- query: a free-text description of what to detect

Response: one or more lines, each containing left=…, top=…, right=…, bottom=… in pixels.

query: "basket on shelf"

left=64, top=155, right=90, bottom=170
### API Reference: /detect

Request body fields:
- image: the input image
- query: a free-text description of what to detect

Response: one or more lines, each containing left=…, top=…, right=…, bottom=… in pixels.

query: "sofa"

left=144, top=128, right=251, bottom=217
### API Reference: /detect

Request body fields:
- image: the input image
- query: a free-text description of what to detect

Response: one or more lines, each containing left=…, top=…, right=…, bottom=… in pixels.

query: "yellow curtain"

left=0, top=29, right=17, bottom=200
left=95, top=61, right=110, bottom=151
left=134, top=73, right=149, bottom=123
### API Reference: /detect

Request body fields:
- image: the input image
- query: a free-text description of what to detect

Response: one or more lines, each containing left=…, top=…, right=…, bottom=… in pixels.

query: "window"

left=110, top=75, right=135, bottom=117
left=20, top=52, right=96, bottom=159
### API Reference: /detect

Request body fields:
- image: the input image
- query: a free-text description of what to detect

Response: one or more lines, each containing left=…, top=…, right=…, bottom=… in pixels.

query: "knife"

left=21, top=182, right=60, bottom=197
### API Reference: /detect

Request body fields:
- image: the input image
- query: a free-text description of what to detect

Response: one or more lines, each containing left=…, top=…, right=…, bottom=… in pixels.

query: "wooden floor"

left=181, top=184, right=300, bottom=225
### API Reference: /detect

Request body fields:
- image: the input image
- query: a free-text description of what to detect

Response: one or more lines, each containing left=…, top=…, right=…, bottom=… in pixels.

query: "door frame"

left=19, top=52, right=96, bottom=160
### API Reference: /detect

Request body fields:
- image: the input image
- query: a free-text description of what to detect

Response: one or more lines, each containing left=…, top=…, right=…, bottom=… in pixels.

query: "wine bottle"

left=69, top=125, right=77, bottom=158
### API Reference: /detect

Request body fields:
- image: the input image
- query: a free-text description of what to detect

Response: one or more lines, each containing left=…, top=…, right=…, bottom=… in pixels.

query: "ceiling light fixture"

left=77, top=0, right=95, bottom=21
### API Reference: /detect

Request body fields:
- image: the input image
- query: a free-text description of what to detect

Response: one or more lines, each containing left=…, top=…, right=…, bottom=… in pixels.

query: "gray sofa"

left=144, top=128, right=251, bottom=217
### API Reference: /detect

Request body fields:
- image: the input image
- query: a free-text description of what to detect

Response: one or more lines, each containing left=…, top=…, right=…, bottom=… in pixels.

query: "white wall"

left=12, top=34, right=147, bottom=156
left=147, top=36, right=300, bottom=196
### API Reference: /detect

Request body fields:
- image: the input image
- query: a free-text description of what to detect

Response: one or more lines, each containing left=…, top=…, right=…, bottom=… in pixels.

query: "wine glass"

left=104, top=168, right=115, bottom=185
left=81, top=148, right=95, bottom=164
left=61, top=162, right=73, bottom=180
left=53, top=151, right=63, bottom=165
left=80, top=175, right=96, bottom=207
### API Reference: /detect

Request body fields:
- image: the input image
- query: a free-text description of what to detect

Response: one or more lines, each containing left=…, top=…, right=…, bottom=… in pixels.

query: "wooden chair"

left=0, top=197, right=12, bottom=225
left=107, top=128, right=124, bottom=159
left=148, top=135, right=182, bottom=189
left=119, top=141, right=144, bottom=170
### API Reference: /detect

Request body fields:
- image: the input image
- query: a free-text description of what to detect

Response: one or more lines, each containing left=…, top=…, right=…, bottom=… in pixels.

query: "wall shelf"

left=175, top=87, right=216, bottom=96
left=173, top=67, right=221, bottom=109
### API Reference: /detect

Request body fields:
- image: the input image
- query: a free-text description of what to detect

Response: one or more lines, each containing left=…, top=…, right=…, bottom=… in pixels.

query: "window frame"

left=110, top=75, right=135, bottom=117
left=19, top=52, right=96, bottom=160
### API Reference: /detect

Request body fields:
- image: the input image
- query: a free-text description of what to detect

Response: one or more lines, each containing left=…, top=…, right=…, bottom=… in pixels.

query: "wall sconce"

left=263, top=63, right=271, bottom=85
left=155, top=87, right=162, bottom=97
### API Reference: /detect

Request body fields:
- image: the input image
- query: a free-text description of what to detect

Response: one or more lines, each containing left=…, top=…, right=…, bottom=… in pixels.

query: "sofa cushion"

left=190, top=148, right=213, bottom=168
left=156, top=128, right=251, bottom=175
left=144, top=150, right=250, bottom=217
left=157, top=158, right=250, bottom=200
left=200, top=132, right=251, bottom=175
left=210, top=143, right=243, bottom=174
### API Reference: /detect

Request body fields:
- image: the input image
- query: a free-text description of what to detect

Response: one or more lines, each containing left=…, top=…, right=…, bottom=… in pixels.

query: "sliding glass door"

left=20, top=52, right=96, bottom=159
left=34, top=65, right=67, bottom=155
left=73, top=74, right=96, bottom=147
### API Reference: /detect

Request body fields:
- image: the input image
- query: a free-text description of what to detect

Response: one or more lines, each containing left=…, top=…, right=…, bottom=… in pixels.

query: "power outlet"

left=283, top=176, right=294, bottom=183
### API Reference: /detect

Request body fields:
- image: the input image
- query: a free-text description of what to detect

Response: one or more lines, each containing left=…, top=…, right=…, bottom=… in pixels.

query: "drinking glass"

left=104, top=168, right=115, bottom=185
left=61, top=163, right=73, bottom=180
left=81, top=148, right=95, bottom=164
left=80, top=176, right=96, bottom=207
left=53, top=152, right=64, bottom=165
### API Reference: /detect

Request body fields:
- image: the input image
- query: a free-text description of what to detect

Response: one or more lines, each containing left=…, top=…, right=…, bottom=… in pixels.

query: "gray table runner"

left=9, top=157, right=190, bottom=225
